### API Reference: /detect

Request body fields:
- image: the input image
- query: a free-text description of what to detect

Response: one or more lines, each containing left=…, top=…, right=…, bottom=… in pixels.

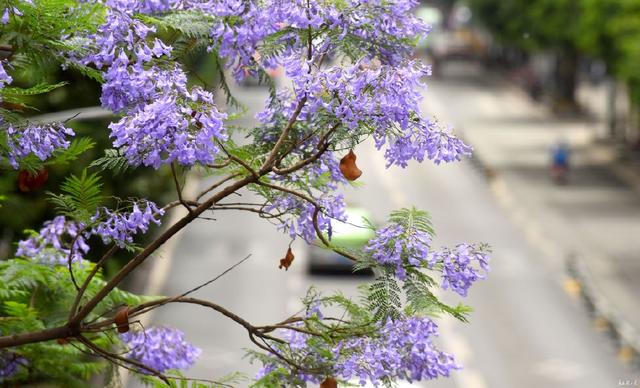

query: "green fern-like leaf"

left=0, top=82, right=67, bottom=99
left=48, top=137, right=95, bottom=166
left=388, top=207, right=434, bottom=236
left=48, top=170, right=104, bottom=221
left=366, top=274, right=402, bottom=321
left=89, top=148, right=132, bottom=174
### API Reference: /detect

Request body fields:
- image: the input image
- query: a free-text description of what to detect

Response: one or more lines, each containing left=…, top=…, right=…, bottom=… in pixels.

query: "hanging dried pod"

left=278, top=247, right=295, bottom=271
left=320, top=377, right=337, bottom=388
left=339, top=149, right=362, bottom=181
left=114, top=306, right=130, bottom=333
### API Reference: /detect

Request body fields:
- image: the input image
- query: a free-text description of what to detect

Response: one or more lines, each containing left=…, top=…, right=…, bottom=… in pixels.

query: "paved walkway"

left=427, top=63, right=640, bottom=362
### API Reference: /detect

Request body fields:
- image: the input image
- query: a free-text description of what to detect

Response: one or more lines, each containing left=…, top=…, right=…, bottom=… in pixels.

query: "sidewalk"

left=453, top=71, right=640, bottom=365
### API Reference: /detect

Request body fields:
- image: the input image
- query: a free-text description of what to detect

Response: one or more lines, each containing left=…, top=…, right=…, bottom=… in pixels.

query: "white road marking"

left=533, top=358, right=586, bottom=382
left=490, top=178, right=559, bottom=260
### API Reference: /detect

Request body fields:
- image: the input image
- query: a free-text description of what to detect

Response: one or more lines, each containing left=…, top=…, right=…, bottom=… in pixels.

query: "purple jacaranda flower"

left=1, top=9, right=9, bottom=24
left=0, top=61, right=12, bottom=94
left=108, top=88, right=226, bottom=168
left=4, top=122, right=74, bottom=169
left=364, top=222, right=431, bottom=280
left=265, top=193, right=346, bottom=243
left=91, top=200, right=164, bottom=247
left=429, top=244, right=490, bottom=297
left=100, top=54, right=183, bottom=113
left=333, top=316, right=460, bottom=385
left=0, top=351, right=26, bottom=379
left=120, top=327, right=201, bottom=373
left=16, top=216, right=89, bottom=266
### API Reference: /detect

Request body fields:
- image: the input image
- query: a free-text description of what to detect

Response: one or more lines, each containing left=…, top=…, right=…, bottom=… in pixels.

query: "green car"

left=308, top=207, right=375, bottom=275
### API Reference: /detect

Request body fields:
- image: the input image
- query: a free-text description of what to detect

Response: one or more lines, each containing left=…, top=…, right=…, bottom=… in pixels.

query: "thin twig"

left=69, top=244, right=119, bottom=320
left=171, top=162, right=193, bottom=214
left=195, top=173, right=240, bottom=201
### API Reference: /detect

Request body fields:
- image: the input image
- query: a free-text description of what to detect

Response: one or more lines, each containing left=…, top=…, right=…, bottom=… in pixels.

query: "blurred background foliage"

left=0, top=0, right=220, bottom=277
left=467, top=0, right=640, bottom=106
left=0, top=44, right=218, bottom=277
left=428, top=0, right=640, bottom=142
left=0, top=63, right=175, bottom=275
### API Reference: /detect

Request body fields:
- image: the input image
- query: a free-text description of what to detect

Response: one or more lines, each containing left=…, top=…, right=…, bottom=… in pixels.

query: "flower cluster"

left=262, top=56, right=470, bottom=168
left=100, top=52, right=182, bottom=113
left=120, top=327, right=201, bottom=373
left=0, top=61, right=11, bottom=89
left=16, top=216, right=89, bottom=266
left=265, top=193, right=346, bottom=243
left=3, top=122, right=75, bottom=169
left=333, top=316, right=460, bottom=385
left=16, top=199, right=165, bottom=264
left=208, top=0, right=429, bottom=80
left=281, top=326, right=310, bottom=351
left=92, top=200, right=164, bottom=247
left=82, top=0, right=167, bottom=69
left=108, top=88, right=226, bottom=168
left=75, top=0, right=227, bottom=168
left=1, top=2, right=28, bottom=25
left=0, top=351, right=25, bottom=379
left=364, top=222, right=431, bottom=280
left=429, top=244, right=490, bottom=297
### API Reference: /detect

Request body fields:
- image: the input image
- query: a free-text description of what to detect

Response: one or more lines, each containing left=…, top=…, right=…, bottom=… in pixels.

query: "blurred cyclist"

left=550, top=140, right=570, bottom=185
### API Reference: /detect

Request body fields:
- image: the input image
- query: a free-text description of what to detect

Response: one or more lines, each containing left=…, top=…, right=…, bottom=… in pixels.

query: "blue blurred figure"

left=550, top=140, right=570, bottom=185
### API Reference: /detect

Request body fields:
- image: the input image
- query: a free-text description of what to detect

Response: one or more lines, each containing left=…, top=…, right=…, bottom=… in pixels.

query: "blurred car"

left=430, top=27, right=489, bottom=63
left=308, top=207, right=375, bottom=275
left=423, top=4, right=490, bottom=74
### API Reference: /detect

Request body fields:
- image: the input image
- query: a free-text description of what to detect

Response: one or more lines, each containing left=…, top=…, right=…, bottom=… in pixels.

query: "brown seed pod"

left=18, top=168, right=49, bottom=192
left=339, top=149, right=362, bottom=181
left=320, top=377, right=337, bottom=388
left=114, top=306, right=130, bottom=333
left=278, top=247, right=295, bottom=271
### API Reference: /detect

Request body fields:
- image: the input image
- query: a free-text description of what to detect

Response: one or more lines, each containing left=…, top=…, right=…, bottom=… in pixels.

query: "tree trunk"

left=552, top=48, right=579, bottom=113
left=607, top=78, right=618, bottom=138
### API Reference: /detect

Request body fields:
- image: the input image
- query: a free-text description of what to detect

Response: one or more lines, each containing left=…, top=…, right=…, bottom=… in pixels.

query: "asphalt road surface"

left=128, top=63, right=637, bottom=388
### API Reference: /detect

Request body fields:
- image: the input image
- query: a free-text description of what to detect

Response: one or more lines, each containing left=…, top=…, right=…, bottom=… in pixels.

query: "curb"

left=460, top=128, right=640, bottom=371
left=566, top=256, right=640, bottom=369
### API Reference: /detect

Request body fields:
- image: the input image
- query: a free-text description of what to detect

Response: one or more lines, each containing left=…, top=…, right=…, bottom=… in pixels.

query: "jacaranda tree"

left=0, top=0, right=490, bottom=386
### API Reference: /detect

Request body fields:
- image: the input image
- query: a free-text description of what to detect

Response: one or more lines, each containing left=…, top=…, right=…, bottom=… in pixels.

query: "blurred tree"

left=578, top=0, right=640, bottom=135
left=468, top=0, right=581, bottom=110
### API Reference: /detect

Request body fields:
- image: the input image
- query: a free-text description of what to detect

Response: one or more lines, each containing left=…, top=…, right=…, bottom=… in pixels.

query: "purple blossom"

left=207, top=0, right=429, bottom=80
left=100, top=55, right=184, bottom=113
left=364, top=223, right=431, bottom=280
left=108, top=90, right=226, bottom=168
left=16, top=216, right=89, bottom=266
left=0, top=2, right=28, bottom=25
left=265, top=193, right=346, bottom=243
left=255, top=363, right=276, bottom=380
left=333, top=316, right=460, bottom=385
left=120, top=327, right=201, bottom=373
left=0, top=351, right=26, bottom=379
left=280, top=326, right=309, bottom=351
left=266, top=57, right=470, bottom=168
left=82, top=1, right=159, bottom=68
left=4, top=122, right=75, bottom=169
left=0, top=61, right=11, bottom=89
left=429, top=244, right=490, bottom=297
left=91, top=200, right=164, bottom=247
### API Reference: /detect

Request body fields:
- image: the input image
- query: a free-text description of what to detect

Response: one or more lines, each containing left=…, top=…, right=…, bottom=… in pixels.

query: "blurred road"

left=129, top=64, right=637, bottom=388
